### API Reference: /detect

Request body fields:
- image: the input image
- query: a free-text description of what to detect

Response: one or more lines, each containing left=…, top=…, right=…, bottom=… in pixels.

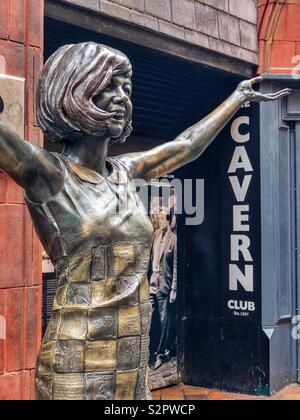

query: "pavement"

left=152, top=383, right=300, bottom=400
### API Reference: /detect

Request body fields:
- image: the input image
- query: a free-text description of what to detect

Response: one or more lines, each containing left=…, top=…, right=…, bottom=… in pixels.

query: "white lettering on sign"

left=228, top=114, right=255, bottom=305
left=231, top=116, right=250, bottom=143
left=229, top=175, right=252, bottom=202
left=228, top=146, right=253, bottom=173
left=233, top=205, right=250, bottom=232
left=229, top=264, right=254, bottom=292
left=228, top=300, right=256, bottom=312
left=231, top=235, right=253, bottom=262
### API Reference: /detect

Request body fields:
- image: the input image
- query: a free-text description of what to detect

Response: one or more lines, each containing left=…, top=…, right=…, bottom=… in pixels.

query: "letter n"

left=229, top=264, right=253, bottom=292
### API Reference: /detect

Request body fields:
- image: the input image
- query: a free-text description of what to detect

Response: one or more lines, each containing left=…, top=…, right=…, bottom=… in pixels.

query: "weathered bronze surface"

left=0, top=42, right=291, bottom=400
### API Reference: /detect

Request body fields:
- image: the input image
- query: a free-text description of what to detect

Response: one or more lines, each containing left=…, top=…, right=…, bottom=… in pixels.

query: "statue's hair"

left=36, top=42, right=133, bottom=144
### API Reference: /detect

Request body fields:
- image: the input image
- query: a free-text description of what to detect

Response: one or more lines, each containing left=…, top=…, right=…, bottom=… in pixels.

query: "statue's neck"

left=63, top=136, right=110, bottom=177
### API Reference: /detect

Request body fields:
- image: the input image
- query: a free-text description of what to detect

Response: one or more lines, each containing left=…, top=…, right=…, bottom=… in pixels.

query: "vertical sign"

left=221, top=103, right=261, bottom=323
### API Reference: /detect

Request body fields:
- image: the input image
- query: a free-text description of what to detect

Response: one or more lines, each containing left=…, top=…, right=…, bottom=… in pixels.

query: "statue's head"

left=37, top=42, right=133, bottom=144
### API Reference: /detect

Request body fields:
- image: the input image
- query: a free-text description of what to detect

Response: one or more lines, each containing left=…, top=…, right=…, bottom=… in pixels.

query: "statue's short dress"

left=25, top=154, right=154, bottom=400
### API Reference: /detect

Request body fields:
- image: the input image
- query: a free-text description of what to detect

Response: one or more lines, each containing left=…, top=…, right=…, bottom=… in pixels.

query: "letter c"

left=228, top=300, right=235, bottom=310
left=231, top=117, right=250, bottom=143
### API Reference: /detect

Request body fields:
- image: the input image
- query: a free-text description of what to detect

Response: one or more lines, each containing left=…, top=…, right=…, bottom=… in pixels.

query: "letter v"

left=229, top=175, right=252, bottom=202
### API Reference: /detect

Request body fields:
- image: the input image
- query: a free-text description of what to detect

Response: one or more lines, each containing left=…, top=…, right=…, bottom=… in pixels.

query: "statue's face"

left=94, top=74, right=132, bottom=139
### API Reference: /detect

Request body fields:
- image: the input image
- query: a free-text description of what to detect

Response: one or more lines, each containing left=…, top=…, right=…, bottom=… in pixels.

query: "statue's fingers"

left=251, top=92, right=268, bottom=101
left=271, top=88, right=291, bottom=96
left=266, top=89, right=292, bottom=100
left=276, top=88, right=292, bottom=96
left=250, top=76, right=264, bottom=86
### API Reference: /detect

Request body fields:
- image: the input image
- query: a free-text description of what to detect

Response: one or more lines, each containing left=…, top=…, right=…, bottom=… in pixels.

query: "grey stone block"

left=131, top=10, right=159, bottom=32
left=171, top=0, right=196, bottom=30
left=208, top=36, right=233, bottom=57
left=200, top=0, right=229, bottom=12
left=114, top=0, right=145, bottom=12
left=195, top=3, right=219, bottom=38
left=218, top=11, right=240, bottom=46
left=184, top=29, right=210, bottom=49
left=100, top=0, right=132, bottom=21
left=159, top=20, right=185, bottom=40
left=71, top=0, right=100, bottom=10
left=236, top=47, right=258, bottom=65
left=209, top=36, right=258, bottom=64
left=145, top=0, right=172, bottom=21
left=239, top=20, right=258, bottom=52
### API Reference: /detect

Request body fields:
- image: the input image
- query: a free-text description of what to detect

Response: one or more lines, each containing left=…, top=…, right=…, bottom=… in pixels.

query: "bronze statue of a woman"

left=0, top=42, right=290, bottom=400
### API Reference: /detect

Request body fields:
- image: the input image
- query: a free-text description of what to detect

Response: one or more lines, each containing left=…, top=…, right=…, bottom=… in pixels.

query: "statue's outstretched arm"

left=0, top=122, right=63, bottom=200
left=120, top=77, right=290, bottom=181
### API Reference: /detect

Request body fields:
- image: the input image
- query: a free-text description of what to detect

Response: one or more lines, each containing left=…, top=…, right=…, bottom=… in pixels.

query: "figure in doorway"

left=149, top=211, right=177, bottom=370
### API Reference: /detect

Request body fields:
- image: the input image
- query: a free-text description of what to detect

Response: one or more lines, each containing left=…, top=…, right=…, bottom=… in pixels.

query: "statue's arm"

left=119, top=78, right=290, bottom=181
left=0, top=122, right=63, bottom=200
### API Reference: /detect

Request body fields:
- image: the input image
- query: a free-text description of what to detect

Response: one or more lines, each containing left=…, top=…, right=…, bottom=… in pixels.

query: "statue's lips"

left=111, top=110, right=126, bottom=121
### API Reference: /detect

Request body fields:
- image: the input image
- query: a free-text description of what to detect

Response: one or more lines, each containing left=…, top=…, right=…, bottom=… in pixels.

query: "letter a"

left=228, top=146, right=253, bottom=174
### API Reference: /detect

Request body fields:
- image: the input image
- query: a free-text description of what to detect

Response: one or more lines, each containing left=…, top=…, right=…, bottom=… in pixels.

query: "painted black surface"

left=220, top=104, right=261, bottom=323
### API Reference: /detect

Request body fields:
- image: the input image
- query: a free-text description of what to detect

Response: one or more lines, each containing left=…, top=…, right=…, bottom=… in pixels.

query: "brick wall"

left=0, top=0, right=44, bottom=400
left=258, top=0, right=300, bottom=74
left=61, top=0, right=258, bottom=65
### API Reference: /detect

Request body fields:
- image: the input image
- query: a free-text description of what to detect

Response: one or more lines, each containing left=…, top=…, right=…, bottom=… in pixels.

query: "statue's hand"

left=237, top=76, right=291, bottom=103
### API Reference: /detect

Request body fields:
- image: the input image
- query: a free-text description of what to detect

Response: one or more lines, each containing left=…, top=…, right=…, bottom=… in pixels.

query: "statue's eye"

left=123, top=85, right=132, bottom=96
left=105, top=84, right=113, bottom=92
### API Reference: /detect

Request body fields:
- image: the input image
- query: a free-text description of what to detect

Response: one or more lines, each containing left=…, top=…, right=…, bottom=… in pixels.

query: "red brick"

left=32, top=231, right=42, bottom=287
left=274, top=4, right=300, bottom=43
left=30, top=369, right=36, bottom=400
left=27, top=0, right=44, bottom=48
left=257, top=39, right=267, bottom=74
left=0, top=205, right=25, bottom=289
left=4, top=288, right=23, bottom=372
left=9, top=0, right=26, bottom=44
left=23, top=208, right=42, bottom=289
left=0, top=0, right=44, bottom=400
left=0, top=371, right=23, bottom=400
left=209, top=391, right=236, bottom=400
left=0, top=370, right=33, bottom=400
left=33, top=47, right=43, bottom=127
left=25, top=47, right=43, bottom=128
left=0, top=1, right=9, bottom=40
left=259, top=1, right=300, bottom=74
left=155, top=384, right=300, bottom=401
left=0, top=173, right=7, bottom=203
left=258, top=2, right=275, bottom=41
left=161, top=386, right=185, bottom=400
left=28, top=126, right=42, bottom=147
left=152, top=390, right=162, bottom=400
left=23, top=207, right=33, bottom=288
left=21, top=369, right=32, bottom=400
left=25, top=46, right=34, bottom=128
left=6, top=178, right=24, bottom=204
left=0, top=289, right=5, bottom=374
left=25, top=287, right=41, bottom=369
left=183, top=386, right=209, bottom=400
left=270, top=40, right=296, bottom=69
